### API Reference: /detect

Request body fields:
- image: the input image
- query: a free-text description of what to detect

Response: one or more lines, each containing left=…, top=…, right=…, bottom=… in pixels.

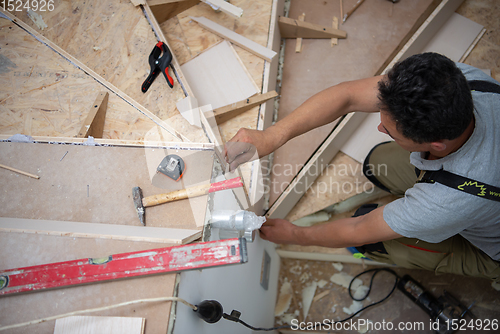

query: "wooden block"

left=77, top=92, right=109, bottom=138
left=190, top=16, right=277, bottom=61
left=211, top=91, right=278, bottom=124
left=295, top=13, right=305, bottom=53
left=54, top=316, right=145, bottom=334
left=148, top=0, right=200, bottom=24
left=331, top=16, right=338, bottom=46
left=278, top=16, right=347, bottom=39
left=0, top=217, right=202, bottom=245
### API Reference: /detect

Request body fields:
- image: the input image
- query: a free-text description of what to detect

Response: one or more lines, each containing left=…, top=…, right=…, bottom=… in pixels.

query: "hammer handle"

left=142, top=177, right=244, bottom=208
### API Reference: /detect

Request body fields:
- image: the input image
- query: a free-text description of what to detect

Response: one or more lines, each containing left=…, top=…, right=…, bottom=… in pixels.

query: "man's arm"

left=259, top=206, right=401, bottom=248
left=225, top=76, right=383, bottom=170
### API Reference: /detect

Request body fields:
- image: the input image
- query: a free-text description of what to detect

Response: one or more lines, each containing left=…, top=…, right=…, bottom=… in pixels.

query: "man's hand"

left=259, top=218, right=301, bottom=244
left=225, top=128, right=279, bottom=171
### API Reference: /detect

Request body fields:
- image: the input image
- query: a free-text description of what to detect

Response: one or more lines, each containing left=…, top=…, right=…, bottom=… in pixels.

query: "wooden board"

left=181, top=41, right=259, bottom=110
left=0, top=141, right=214, bottom=229
left=8, top=0, right=207, bottom=142
left=0, top=17, right=177, bottom=141
left=54, top=316, right=145, bottom=334
left=0, top=217, right=202, bottom=245
left=190, top=16, right=277, bottom=61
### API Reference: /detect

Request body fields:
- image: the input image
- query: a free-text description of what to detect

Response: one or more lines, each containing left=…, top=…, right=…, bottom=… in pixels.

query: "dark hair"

left=377, top=52, right=474, bottom=143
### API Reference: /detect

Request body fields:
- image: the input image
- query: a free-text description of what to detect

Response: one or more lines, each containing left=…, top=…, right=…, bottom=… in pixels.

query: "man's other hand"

left=259, top=218, right=300, bottom=244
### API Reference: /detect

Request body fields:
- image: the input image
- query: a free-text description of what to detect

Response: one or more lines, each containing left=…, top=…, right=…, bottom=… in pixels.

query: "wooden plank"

left=267, top=0, right=451, bottom=219
left=0, top=135, right=214, bottom=149
left=200, top=0, right=243, bottom=18
left=181, top=41, right=259, bottom=110
left=190, top=16, right=277, bottom=61
left=278, top=16, right=347, bottom=39
left=295, top=13, right=305, bottom=53
left=1, top=9, right=190, bottom=143
left=148, top=0, right=199, bottom=24
left=276, top=249, right=388, bottom=266
left=212, top=91, right=278, bottom=124
left=77, top=92, right=109, bottom=139
left=0, top=218, right=202, bottom=245
left=54, top=316, right=145, bottom=334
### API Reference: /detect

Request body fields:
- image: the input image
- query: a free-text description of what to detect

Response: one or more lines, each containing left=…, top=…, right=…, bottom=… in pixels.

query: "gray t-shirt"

left=383, top=63, right=500, bottom=260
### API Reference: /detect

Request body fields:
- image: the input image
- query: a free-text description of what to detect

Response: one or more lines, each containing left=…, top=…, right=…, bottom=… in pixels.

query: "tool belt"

left=416, top=79, right=500, bottom=203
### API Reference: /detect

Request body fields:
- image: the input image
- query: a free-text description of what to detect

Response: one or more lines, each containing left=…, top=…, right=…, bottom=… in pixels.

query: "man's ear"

left=430, top=141, right=447, bottom=151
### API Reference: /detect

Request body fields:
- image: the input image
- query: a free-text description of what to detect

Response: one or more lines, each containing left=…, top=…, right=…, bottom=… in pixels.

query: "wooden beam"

left=190, top=16, right=277, bottom=61
left=211, top=91, right=278, bottom=124
left=148, top=0, right=199, bottom=24
left=278, top=16, right=347, bottom=39
left=266, top=0, right=465, bottom=220
left=0, top=217, right=202, bottom=245
left=277, top=249, right=389, bottom=266
left=295, top=13, right=305, bottom=53
left=77, top=92, right=109, bottom=138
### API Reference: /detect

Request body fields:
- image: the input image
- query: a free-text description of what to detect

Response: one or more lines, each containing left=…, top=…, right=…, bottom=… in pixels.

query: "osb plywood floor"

left=275, top=0, right=500, bottom=331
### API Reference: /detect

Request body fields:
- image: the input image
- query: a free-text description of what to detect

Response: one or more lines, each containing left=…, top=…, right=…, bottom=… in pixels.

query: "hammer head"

left=132, top=186, right=145, bottom=226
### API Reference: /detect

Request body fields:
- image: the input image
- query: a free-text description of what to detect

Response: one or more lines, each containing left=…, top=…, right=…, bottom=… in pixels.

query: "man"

left=225, top=53, right=500, bottom=284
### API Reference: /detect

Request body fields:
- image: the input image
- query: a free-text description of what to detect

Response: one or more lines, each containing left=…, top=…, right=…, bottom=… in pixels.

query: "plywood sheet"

left=54, top=316, right=145, bottom=334
left=0, top=17, right=177, bottom=141
left=10, top=0, right=206, bottom=142
left=0, top=142, right=214, bottom=229
left=181, top=41, right=259, bottom=110
left=269, top=0, right=435, bottom=205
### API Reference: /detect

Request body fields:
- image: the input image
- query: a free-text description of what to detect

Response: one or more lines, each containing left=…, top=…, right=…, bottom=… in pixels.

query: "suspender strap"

left=468, top=80, right=500, bottom=94
left=418, top=170, right=500, bottom=202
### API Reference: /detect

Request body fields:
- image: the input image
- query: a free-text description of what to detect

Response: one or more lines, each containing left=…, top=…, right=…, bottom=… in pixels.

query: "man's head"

left=377, top=53, right=474, bottom=150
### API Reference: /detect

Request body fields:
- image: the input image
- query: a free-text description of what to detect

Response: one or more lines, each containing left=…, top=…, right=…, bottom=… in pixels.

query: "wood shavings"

left=27, top=9, right=48, bottom=30
left=301, top=282, right=318, bottom=320
left=275, top=280, right=293, bottom=316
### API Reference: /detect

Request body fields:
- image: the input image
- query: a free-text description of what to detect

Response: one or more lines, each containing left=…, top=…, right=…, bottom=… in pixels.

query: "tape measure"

left=157, top=155, right=186, bottom=181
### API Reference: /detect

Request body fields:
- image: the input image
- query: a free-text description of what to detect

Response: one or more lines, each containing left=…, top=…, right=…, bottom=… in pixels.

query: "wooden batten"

left=211, top=91, right=278, bottom=124
left=77, top=92, right=109, bottom=138
left=278, top=16, right=347, bottom=39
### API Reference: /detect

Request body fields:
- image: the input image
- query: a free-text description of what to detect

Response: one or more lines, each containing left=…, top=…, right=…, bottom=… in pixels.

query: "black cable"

left=221, top=267, right=401, bottom=331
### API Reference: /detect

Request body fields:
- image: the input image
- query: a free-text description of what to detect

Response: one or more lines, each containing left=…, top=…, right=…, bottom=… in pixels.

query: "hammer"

left=132, top=177, right=244, bottom=225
